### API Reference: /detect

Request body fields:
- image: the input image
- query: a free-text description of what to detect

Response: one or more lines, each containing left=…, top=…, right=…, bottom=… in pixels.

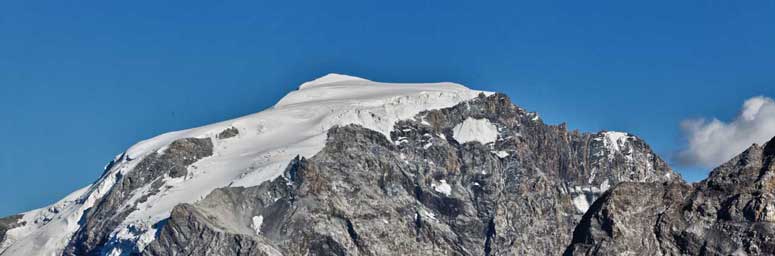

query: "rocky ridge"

left=566, top=137, right=775, bottom=255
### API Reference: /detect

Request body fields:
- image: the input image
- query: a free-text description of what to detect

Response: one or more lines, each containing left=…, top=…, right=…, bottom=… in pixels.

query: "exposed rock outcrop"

left=217, top=127, right=240, bottom=139
left=566, top=137, right=775, bottom=256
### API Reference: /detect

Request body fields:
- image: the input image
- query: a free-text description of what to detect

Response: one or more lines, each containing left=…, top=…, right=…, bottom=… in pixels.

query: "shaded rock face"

left=146, top=94, right=677, bottom=255
left=64, top=137, right=213, bottom=256
left=566, top=137, right=775, bottom=256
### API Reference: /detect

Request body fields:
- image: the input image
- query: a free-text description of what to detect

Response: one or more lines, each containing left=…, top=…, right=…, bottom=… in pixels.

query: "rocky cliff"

left=566, top=137, right=775, bottom=255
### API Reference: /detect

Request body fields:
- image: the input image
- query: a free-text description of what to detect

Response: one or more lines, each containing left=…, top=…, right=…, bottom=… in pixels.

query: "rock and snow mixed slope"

left=144, top=93, right=679, bottom=256
left=0, top=74, right=485, bottom=255
left=0, top=74, right=679, bottom=255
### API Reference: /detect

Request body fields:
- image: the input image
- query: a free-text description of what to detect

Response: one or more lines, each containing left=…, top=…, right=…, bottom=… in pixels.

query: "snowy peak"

left=0, top=73, right=488, bottom=256
left=297, top=73, right=369, bottom=90
left=275, top=74, right=478, bottom=108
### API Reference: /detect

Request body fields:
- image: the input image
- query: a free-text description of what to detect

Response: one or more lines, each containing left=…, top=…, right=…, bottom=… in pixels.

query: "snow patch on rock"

left=573, top=195, right=590, bottom=213
left=600, top=131, right=632, bottom=152
left=251, top=216, right=264, bottom=235
left=452, top=117, right=499, bottom=144
left=433, top=180, right=452, bottom=196
left=492, top=151, right=510, bottom=158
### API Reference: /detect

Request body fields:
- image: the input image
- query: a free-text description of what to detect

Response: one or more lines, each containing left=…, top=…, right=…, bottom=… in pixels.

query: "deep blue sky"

left=1, top=1, right=774, bottom=216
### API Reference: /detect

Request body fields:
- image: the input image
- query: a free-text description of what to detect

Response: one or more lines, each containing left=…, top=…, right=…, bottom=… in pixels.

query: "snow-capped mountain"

left=0, top=74, right=679, bottom=255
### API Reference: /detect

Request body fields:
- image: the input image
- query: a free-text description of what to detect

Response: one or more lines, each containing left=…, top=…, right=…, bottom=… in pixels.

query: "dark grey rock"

left=217, top=127, right=240, bottom=139
left=566, top=136, right=775, bottom=256
left=143, top=204, right=280, bottom=256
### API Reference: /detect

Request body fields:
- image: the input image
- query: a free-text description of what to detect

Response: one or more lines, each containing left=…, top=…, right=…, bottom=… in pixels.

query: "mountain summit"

left=297, top=73, right=370, bottom=90
left=1, top=75, right=679, bottom=255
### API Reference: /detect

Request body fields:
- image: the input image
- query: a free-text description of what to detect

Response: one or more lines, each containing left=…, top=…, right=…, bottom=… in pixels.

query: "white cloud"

left=677, top=96, right=775, bottom=167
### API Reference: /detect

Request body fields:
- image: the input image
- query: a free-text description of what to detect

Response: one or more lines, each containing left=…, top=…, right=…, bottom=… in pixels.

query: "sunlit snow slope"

left=0, top=74, right=488, bottom=256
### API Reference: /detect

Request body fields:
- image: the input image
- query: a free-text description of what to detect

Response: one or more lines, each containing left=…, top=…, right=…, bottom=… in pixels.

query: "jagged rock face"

left=566, top=137, right=775, bottom=256
left=145, top=94, right=677, bottom=255
left=63, top=137, right=213, bottom=256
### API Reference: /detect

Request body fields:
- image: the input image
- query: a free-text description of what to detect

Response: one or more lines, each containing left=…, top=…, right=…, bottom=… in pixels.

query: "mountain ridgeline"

left=143, top=93, right=677, bottom=256
left=0, top=75, right=770, bottom=255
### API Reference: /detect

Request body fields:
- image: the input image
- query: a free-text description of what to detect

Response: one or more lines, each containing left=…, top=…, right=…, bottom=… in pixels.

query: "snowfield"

left=0, top=74, right=488, bottom=255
